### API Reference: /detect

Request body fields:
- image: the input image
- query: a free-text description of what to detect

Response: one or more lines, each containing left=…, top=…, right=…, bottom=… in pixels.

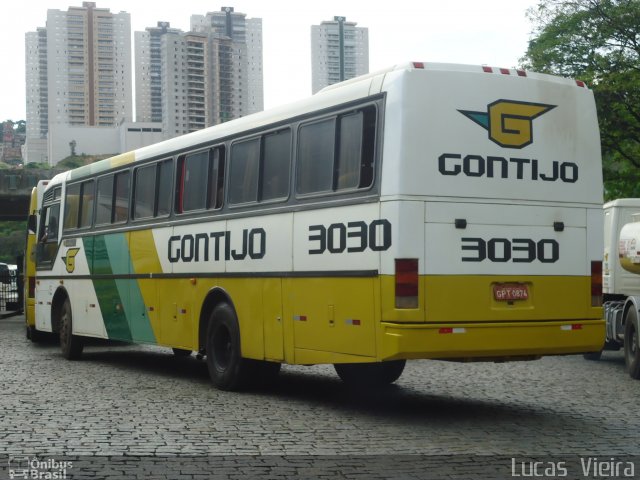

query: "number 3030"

left=461, top=237, right=559, bottom=263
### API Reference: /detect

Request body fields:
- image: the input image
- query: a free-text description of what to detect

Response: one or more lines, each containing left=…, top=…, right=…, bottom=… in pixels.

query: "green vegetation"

left=0, top=221, right=25, bottom=264
left=57, top=154, right=114, bottom=170
left=522, top=0, right=640, bottom=200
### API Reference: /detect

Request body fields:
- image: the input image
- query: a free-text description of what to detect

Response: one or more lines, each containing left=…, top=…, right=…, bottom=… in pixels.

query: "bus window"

left=262, top=130, right=291, bottom=201
left=113, top=171, right=130, bottom=223
left=297, top=118, right=335, bottom=194
left=63, top=183, right=81, bottom=230
left=95, top=175, right=114, bottom=225
left=79, top=180, right=95, bottom=228
left=37, top=201, right=60, bottom=265
left=63, top=180, right=94, bottom=230
left=181, top=151, right=209, bottom=212
left=297, top=107, right=376, bottom=195
left=157, top=160, right=172, bottom=217
left=208, top=147, right=225, bottom=210
left=337, top=112, right=363, bottom=190
left=134, top=164, right=156, bottom=219
left=229, top=138, right=260, bottom=204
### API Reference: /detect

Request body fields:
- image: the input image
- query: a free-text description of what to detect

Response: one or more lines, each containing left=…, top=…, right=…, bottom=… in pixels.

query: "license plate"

left=493, top=284, right=529, bottom=301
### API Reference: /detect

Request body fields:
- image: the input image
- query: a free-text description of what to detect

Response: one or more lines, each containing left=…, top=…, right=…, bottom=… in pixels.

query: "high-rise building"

left=24, top=28, right=49, bottom=163
left=137, top=7, right=263, bottom=140
left=25, top=2, right=133, bottom=164
left=191, top=7, right=264, bottom=117
left=135, top=22, right=182, bottom=124
left=311, top=16, right=369, bottom=94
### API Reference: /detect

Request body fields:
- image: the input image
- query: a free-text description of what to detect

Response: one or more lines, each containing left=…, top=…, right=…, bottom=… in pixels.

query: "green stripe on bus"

left=87, top=234, right=156, bottom=343
left=103, top=235, right=156, bottom=344
left=88, top=235, right=133, bottom=341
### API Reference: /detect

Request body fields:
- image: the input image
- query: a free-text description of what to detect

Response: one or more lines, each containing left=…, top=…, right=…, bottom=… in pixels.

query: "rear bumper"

left=379, top=319, right=605, bottom=361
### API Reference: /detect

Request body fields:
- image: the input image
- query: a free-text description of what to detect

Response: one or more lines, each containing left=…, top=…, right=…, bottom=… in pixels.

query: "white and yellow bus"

left=33, top=62, right=605, bottom=390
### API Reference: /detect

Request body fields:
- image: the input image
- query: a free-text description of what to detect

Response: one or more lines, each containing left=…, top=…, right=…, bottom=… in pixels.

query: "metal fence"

left=0, top=261, right=23, bottom=314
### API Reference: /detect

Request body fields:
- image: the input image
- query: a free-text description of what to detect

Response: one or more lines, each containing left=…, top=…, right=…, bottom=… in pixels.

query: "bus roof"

left=46, top=61, right=589, bottom=188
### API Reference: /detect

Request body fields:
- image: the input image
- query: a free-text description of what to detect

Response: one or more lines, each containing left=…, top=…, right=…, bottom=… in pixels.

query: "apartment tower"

left=311, top=16, right=369, bottom=94
left=25, top=2, right=132, bottom=164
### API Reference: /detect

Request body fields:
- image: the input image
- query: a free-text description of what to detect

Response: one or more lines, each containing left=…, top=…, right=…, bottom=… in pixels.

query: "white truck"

left=592, top=199, right=640, bottom=378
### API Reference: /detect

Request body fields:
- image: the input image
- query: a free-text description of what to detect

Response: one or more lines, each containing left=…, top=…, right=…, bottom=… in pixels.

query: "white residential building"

left=311, top=16, right=369, bottom=94
left=25, top=2, right=133, bottom=165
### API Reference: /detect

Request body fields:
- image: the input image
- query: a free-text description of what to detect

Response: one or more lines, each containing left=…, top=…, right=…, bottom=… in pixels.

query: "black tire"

left=334, top=360, right=406, bottom=388
left=205, top=303, right=255, bottom=391
left=624, top=309, right=640, bottom=379
left=59, top=298, right=83, bottom=360
left=583, top=351, right=602, bottom=361
left=172, top=348, right=192, bottom=357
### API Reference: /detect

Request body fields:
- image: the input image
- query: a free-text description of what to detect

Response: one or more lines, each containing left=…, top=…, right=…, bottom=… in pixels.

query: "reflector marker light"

left=500, top=68, right=510, bottom=75
left=412, top=62, right=425, bottom=69
left=482, top=66, right=493, bottom=73
left=576, top=80, right=586, bottom=88
left=516, top=69, right=527, bottom=77
left=561, top=324, right=583, bottom=331
left=439, top=327, right=466, bottom=334
left=294, top=315, right=307, bottom=322
left=345, top=319, right=361, bottom=326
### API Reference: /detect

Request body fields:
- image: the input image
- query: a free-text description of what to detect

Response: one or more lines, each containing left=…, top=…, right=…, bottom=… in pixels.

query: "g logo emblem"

left=62, top=248, right=80, bottom=273
left=459, top=100, right=555, bottom=149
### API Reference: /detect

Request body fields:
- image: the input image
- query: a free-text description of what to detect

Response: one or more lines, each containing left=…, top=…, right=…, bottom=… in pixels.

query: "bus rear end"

left=377, top=63, right=604, bottom=361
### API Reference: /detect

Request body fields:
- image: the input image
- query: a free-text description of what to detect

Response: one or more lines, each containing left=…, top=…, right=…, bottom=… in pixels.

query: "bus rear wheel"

left=334, top=360, right=406, bottom=387
left=624, top=309, right=640, bottom=379
left=59, top=298, right=83, bottom=360
left=205, top=303, right=256, bottom=391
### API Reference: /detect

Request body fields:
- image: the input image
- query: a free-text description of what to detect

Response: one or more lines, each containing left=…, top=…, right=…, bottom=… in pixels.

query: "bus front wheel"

left=205, top=303, right=255, bottom=391
left=334, top=360, right=406, bottom=387
left=59, top=298, right=83, bottom=360
left=624, top=309, right=640, bottom=379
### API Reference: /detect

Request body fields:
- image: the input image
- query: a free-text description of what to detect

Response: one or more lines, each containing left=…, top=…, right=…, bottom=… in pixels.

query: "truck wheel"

left=172, top=348, right=192, bottom=357
left=624, top=309, right=640, bottom=379
left=59, top=298, right=83, bottom=360
left=205, top=303, right=255, bottom=391
left=583, top=351, right=602, bottom=361
left=334, top=360, right=406, bottom=387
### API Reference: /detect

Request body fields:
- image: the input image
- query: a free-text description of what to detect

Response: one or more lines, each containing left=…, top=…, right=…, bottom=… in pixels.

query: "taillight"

left=395, top=259, right=418, bottom=309
left=591, top=261, right=602, bottom=306
left=28, top=277, right=36, bottom=298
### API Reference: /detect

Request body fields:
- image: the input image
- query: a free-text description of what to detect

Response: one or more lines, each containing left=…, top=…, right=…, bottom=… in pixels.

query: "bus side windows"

left=63, top=180, right=94, bottom=231
left=297, top=106, right=376, bottom=196
left=133, top=159, right=173, bottom=220
left=229, top=138, right=260, bottom=204
left=176, top=146, right=225, bottom=214
left=37, top=195, right=61, bottom=266
left=262, top=130, right=291, bottom=201
left=229, top=130, right=291, bottom=206
left=96, top=171, right=130, bottom=225
left=134, top=164, right=156, bottom=219
left=113, top=171, right=131, bottom=223
left=297, top=118, right=335, bottom=194
left=179, top=150, right=209, bottom=212
left=209, top=146, right=226, bottom=210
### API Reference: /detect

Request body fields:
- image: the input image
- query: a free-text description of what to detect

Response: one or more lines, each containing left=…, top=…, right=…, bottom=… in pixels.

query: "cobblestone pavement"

left=1, top=315, right=639, bottom=479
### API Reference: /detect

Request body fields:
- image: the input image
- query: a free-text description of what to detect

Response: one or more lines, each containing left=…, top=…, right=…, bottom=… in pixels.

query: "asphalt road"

left=1, top=315, right=639, bottom=479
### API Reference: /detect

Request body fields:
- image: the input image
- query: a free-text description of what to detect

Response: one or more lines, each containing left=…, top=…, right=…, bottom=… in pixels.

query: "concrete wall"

left=47, top=123, right=163, bottom=165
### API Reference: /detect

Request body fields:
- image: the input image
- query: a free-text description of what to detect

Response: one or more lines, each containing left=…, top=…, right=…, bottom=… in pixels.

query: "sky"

left=1, top=0, right=538, bottom=122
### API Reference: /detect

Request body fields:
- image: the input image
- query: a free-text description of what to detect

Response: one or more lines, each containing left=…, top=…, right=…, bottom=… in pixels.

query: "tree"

left=522, top=0, right=640, bottom=199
